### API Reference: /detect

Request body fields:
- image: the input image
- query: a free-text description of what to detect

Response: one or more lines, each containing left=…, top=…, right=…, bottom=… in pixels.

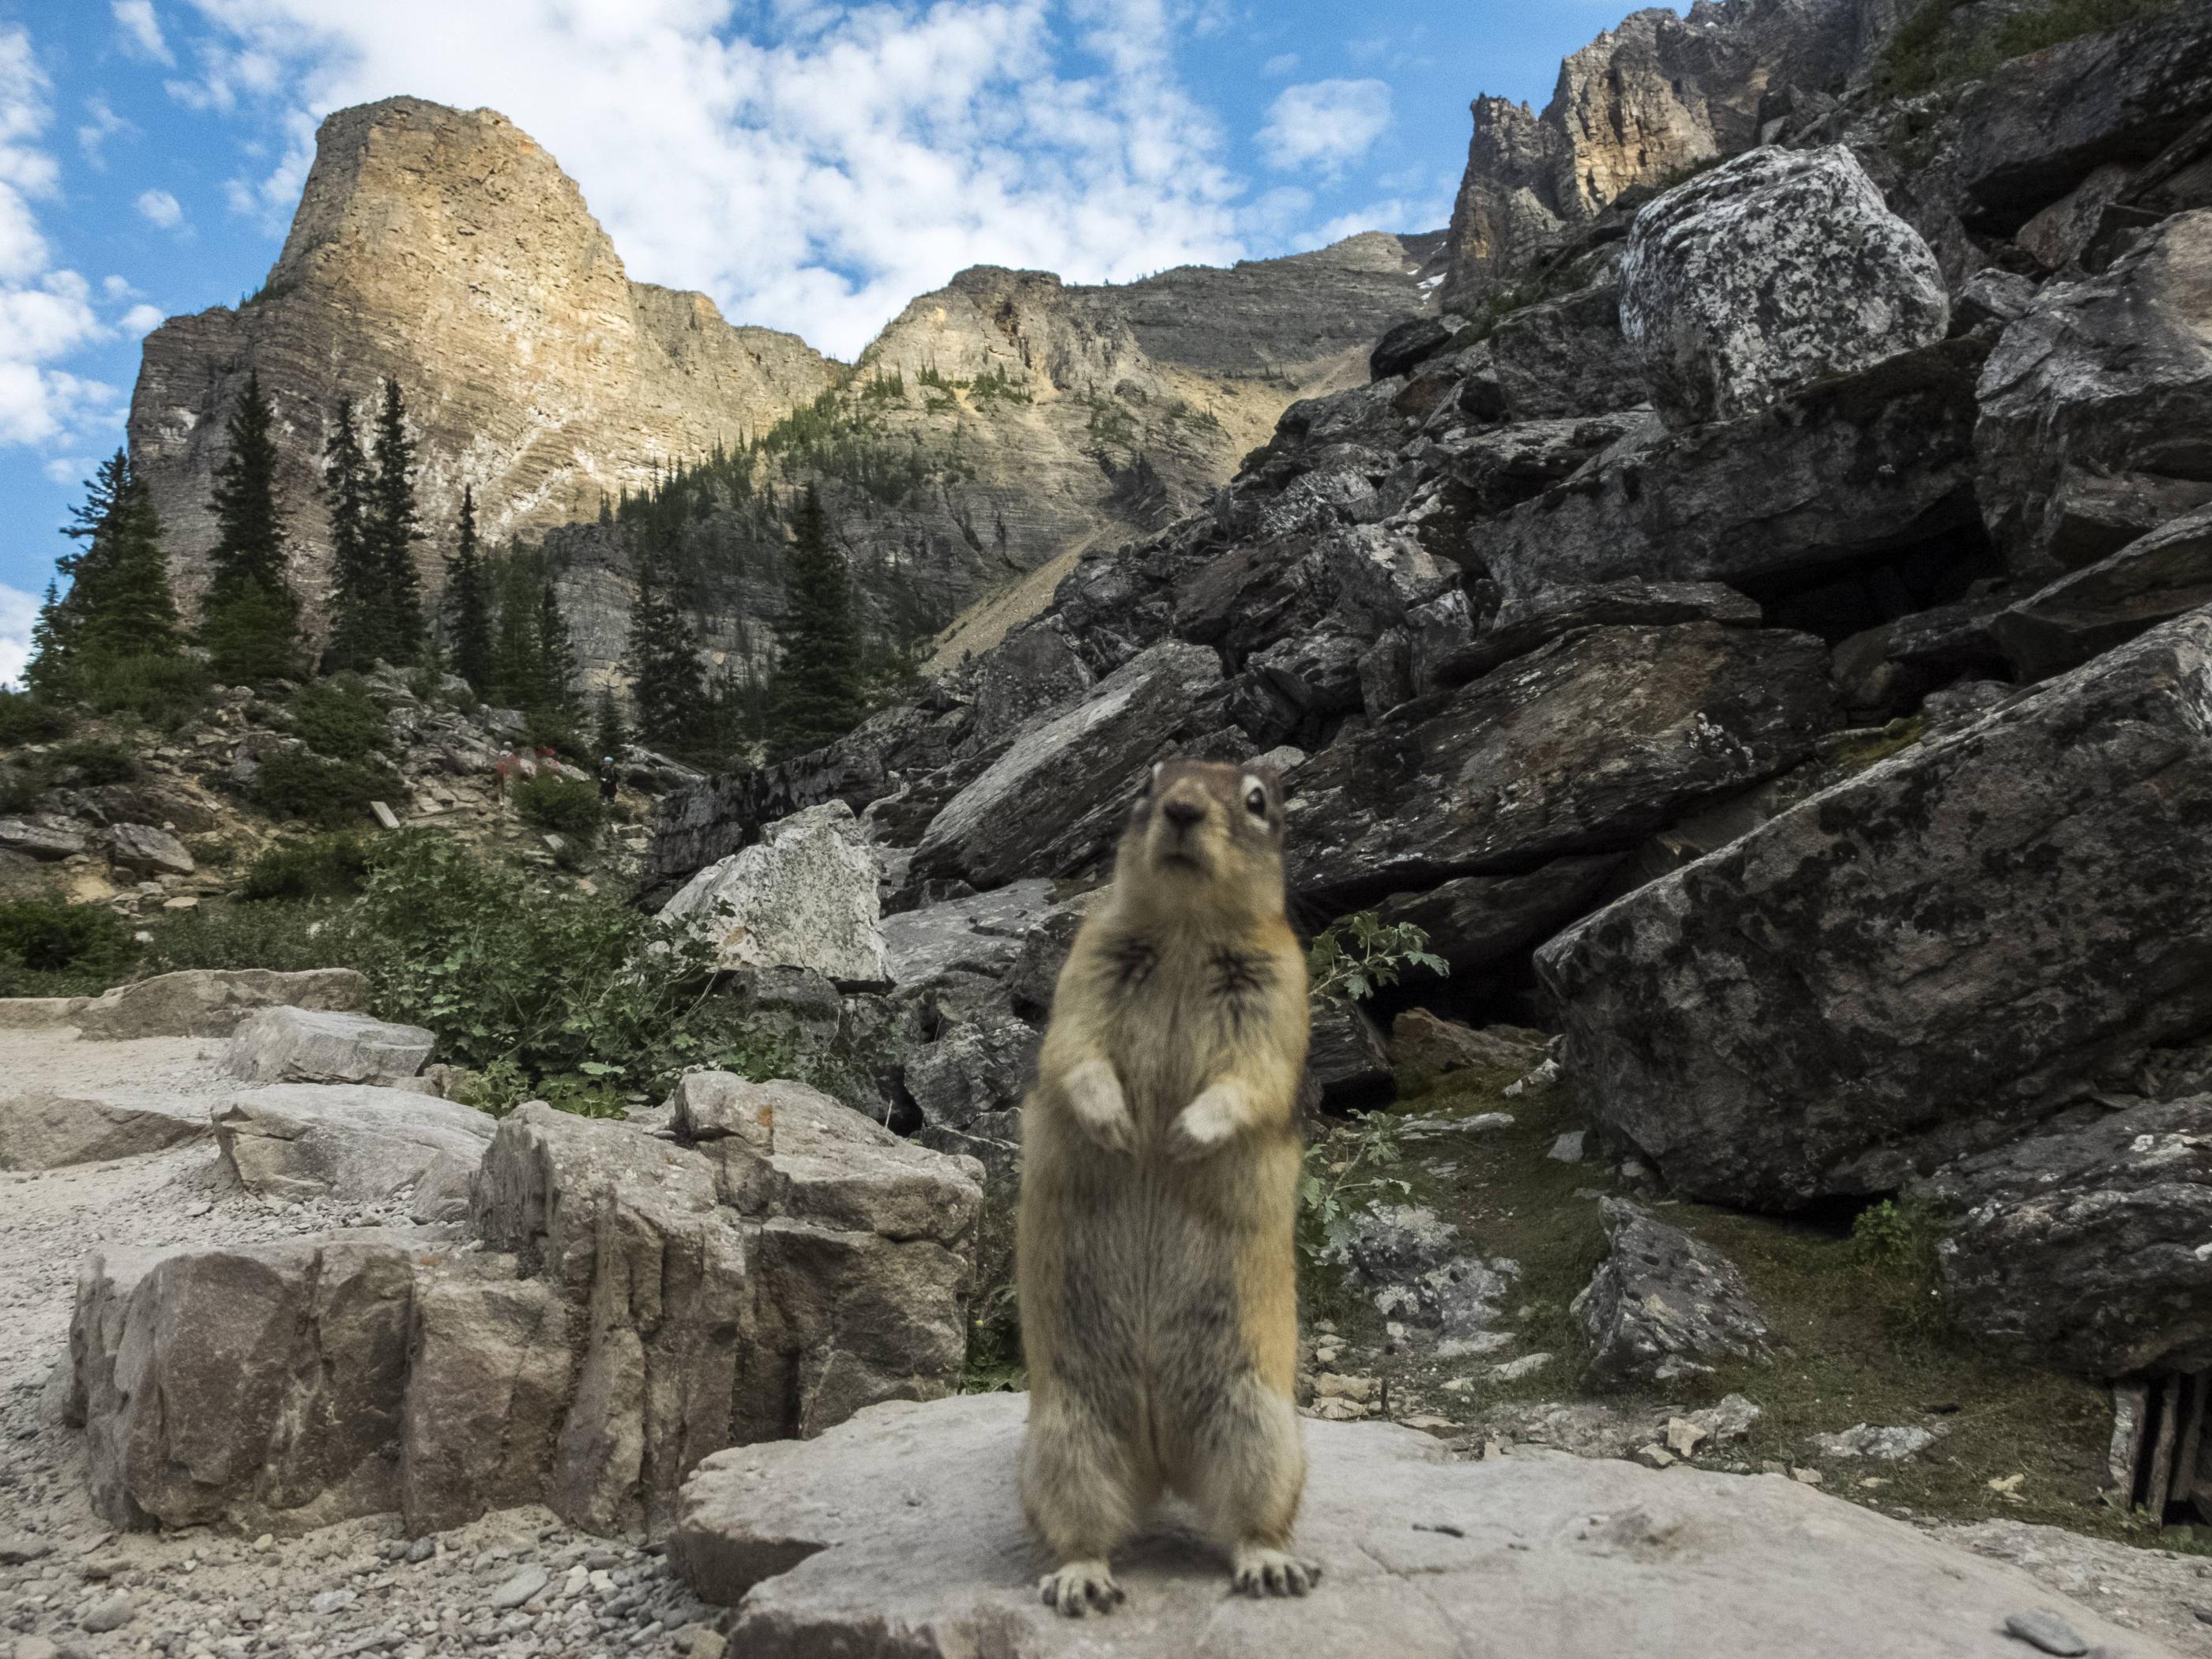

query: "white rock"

left=224, top=1007, right=434, bottom=1085
left=660, top=800, right=889, bottom=984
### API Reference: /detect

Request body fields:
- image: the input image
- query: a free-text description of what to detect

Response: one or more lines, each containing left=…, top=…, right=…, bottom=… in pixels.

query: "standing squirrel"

left=1017, top=758, right=1316, bottom=1616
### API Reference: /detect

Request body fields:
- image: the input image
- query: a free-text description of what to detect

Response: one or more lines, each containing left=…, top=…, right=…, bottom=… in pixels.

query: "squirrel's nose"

left=1162, top=797, right=1205, bottom=830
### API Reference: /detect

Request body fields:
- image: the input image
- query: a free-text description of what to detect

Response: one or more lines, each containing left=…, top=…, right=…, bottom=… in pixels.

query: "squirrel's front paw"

left=1065, top=1059, right=1135, bottom=1153
left=1165, top=1084, right=1242, bottom=1160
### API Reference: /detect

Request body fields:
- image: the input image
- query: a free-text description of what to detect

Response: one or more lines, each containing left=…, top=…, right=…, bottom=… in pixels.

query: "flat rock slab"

left=72, top=969, right=370, bottom=1040
left=671, top=1394, right=2172, bottom=1658
left=0, top=1033, right=228, bottom=1170
left=213, top=1084, right=496, bottom=1219
left=225, top=1007, right=435, bottom=1085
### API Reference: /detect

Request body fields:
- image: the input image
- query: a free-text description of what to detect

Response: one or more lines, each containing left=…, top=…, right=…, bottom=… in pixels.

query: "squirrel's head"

left=1118, top=758, right=1287, bottom=914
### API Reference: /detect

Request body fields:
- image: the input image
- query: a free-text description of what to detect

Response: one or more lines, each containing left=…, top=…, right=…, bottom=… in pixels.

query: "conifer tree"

left=201, top=372, right=300, bottom=681
left=30, top=451, right=182, bottom=698
left=367, top=378, right=425, bottom=660
left=445, top=485, right=493, bottom=693
left=766, top=486, right=862, bottom=762
left=322, top=397, right=382, bottom=672
left=536, top=577, right=576, bottom=716
left=489, top=555, right=542, bottom=711
left=593, top=685, right=626, bottom=760
left=623, top=537, right=704, bottom=750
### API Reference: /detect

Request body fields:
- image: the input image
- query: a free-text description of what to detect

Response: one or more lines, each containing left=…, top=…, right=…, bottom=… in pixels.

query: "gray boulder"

left=1307, top=999, right=1394, bottom=1110
left=224, top=1006, right=434, bottom=1085
left=1994, top=503, right=2212, bottom=680
left=73, top=968, right=370, bottom=1040
left=0, top=1082, right=211, bottom=1170
left=1976, top=210, right=2212, bottom=577
left=1916, top=1097, right=2212, bottom=1377
left=1371, top=855, right=1626, bottom=975
left=659, top=800, right=890, bottom=984
left=668, top=1393, right=2168, bottom=1659
left=1335, top=1204, right=1518, bottom=1352
left=881, top=879, right=1057, bottom=995
left=1575, top=1200, right=1772, bottom=1389
left=69, top=1232, right=423, bottom=1532
left=1440, top=580, right=1762, bottom=686
left=1391, top=1010, right=1548, bottom=1093
left=1287, top=623, right=1835, bottom=914
left=1537, top=608, right=2212, bottom=1209
left=911, top=641, right=1224, bottom=890
left=0, top=815, right=87, bottom=860
left=1465, top=340, right=1984, bottom=605
left=901, top=1006, right=1035, bottom=1174
left=1622, top=146, right=1948, bottom=429
left=212, top=1085, right=493, bottom=1221
left=105, top=823, right=194, bottom=879
left=1452, top=280, right=1646, bottom=423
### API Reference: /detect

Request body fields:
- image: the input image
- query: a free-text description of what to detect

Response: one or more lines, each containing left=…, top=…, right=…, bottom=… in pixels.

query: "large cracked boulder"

left=881, top=879, right=1058, bottom=995
left=224, top=1006, right=434, bottom=1086
left=72, top=968, right=370, bottom=1040
left=212, top=1085, right=494, bottom=1220
left=667, top=1393, right=2169, bottom=1658
left=659, top=800, right=890, bottom=984
left=1917, top=1097, right=2212, bottom=1377
left=1538, top=608, right=2212, bottom=1209
left=911, top=640, right=1224, bottom=890
left=67, top=1075, right=985, bottom=1537
left=1575, top=1200, right=1772, bottom=1388
left=1464, top=340, right=1985, bottom=604
left=1975, top=210, right=2212, bottom=577
left=1287, top=623, right=1835, bottom=914
left=1621, top=146, right=1949, bottom=430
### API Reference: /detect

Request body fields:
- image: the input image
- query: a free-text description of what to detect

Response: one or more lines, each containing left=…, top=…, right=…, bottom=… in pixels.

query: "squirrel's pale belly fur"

left=1016, top=759, right=1315, bottom=1615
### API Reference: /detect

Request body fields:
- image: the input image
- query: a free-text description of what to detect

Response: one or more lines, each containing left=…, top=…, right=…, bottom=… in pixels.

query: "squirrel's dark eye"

left=1245, top=788, right=1267, bottom=818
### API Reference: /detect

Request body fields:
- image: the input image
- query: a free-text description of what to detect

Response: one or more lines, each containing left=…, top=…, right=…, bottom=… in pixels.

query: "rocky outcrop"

left=211, top=1085, right=492, bottom=1220
left=1974, top=209, right=2212, bottom=578
left=668, top=1392, right=2169, bottom=1658
left=1917, top=1097, right=2212, bottom=1377
left=1575, top=1200, right=1773, bottom=1387
left=1620, top=146, right=1948, bottom=428
left=224, top=1007, right=434, bottom=1086
left=67, top=1076, right=984, bottom=1537
left=1995, top=503, right=2212, bottom=679
left=71, top=968, right=371, bottom=1040
left=657, top=800, right=890, bottom=984
left=1538, top=608, right=2212, bottom=1209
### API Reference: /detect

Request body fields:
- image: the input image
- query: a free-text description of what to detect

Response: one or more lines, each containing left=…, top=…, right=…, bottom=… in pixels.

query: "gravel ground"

left=4, top=1137, right=2210, bottom=1659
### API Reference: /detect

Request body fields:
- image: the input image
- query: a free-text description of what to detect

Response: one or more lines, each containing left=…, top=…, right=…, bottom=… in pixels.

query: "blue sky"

left=0, top=0, right=1638, bottom=681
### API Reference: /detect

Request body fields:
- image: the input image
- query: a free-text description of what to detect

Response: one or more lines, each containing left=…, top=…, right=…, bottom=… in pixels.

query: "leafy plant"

left=248, top=747, right=404, bottom=828
left=0, top=898, right=141, bottom=996
left=1298, top=1111, right=1414, bottom=1268
left=1851, top=1198, right=1952, bottom=1338
left=288, top=678, right=389, bottom=760
left=238, top=833, right=382, bottom=901
left=47, top=739, right=137, bottom=785
left=514, top=772, right=604, bottom=837
left=141, top=899, right=360, bottom=975
left=63, top=652, right=215, bottom=732
left=1307, top=912, right=1447, bottom=1006
left=0, top=691, right=73, bottom=747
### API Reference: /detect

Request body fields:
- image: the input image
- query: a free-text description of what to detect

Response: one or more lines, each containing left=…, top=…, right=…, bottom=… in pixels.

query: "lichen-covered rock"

left=72, top=968, right=371, bottom=1040
left=1287, top=623, right=1835, bottom=914
left=1622, top=146, right=1948, bottom=429
left=1439, top=580, right=1762, bottom=684
left=1538, top=608, right=2212, bottom=1209
left=1575, top=1200, right=1772, bottom=1388
left=1465, top=340, right=1985, bottom=604
left=1975, top=210, right=2212, bottom=577
left=880, top=879, right=1058, bottom=995
left=660, top=800, right=890, bottom=984
left=1995, top=502, right=2212, bottom=680
left=1335, top=1205, right=1519, bottom=1352
left=212, top=1084, right=492, bottom=1220
left=1916, top=1097, right=2212, bottom=1376
left=0, top=815, right=87, bottom=861
left=105, top=823, right=194, bottom=878
left=224, top=1006, right=434, bottom=1086
left=1391, top=1010, right=1548, bottom=1093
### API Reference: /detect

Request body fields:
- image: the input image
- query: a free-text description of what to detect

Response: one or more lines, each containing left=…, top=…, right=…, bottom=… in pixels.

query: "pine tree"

left=623, top=536, right=704, bottom=750
left=367, top=378, right=425, bottom=660
left=489, top=555, right=542, bottom=711
left=445, top=485, right=493, bottom=693
left=35, top=451, right=182, bottom=691
left=322, top=397, right=382, bottom=672
left=535, top=577, right=576, bottom=716
left=23, top=581, right=67, bottom=698
left=593, top=685, right=626, bottom=760
left=766, top=486, right=863, bottom=762
left=201, top=372, right=300, bottom=681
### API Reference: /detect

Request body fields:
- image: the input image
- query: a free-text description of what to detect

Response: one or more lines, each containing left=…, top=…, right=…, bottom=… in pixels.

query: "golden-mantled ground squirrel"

left=1017, top=758, right=1316, bottom=1615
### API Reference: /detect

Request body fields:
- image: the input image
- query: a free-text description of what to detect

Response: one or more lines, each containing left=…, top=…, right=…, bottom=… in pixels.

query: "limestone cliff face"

left=1442, top=0, right=1898, bottom=308
left=128, top=97, right=837, bottom=615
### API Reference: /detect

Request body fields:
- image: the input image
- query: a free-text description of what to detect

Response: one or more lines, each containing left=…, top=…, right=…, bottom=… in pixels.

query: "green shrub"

left=513, top=772, right=604, bottom=837
left=0, top=691, right=73, bottom=747
left=288, top=679, right=388, bottom=761
left=239, top=833, right=382, bottom=901
left=0, top=898, right=139, bottom=996
left=248, top=747, right=403, bottom=828
left=47, top=740, right=137, bottom=785
left=141, top=900, right=361, bottom=976
left=1307, top=912, right=1447, bottom=1006
left=67, top=652, right=216, bottom=731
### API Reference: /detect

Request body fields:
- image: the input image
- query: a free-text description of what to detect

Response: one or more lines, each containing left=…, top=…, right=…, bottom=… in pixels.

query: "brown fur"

left=1016, top=758, right=1318, bottom=1616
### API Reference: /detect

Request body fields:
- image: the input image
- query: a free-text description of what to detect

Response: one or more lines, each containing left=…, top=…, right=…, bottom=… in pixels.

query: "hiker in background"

left=599, top=756, right=619, bottom=803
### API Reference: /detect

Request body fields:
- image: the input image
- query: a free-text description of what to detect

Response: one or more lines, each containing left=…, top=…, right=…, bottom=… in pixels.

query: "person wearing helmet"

left=598, top=755, right=619, bottom=803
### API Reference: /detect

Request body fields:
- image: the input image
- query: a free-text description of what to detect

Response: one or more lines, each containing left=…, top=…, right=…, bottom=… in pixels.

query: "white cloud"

left=120, top=301, right=165, bottom=335
left=1262, top=51, right=1297, bottom=76
left=135, top=186, right=183, bottom=228
left=0, top=28, right=122, bottom=447
left=41, top=454, right=87, bottom=485
left=77, top=93, right=133, bottom=166
left=0, top=581, right=38, bottom=689
left=1258, top=77, right=1391, bottom=175
left=113, top=1, right=177, bottom=67
left=167, top=0, right=1258, bottom=358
